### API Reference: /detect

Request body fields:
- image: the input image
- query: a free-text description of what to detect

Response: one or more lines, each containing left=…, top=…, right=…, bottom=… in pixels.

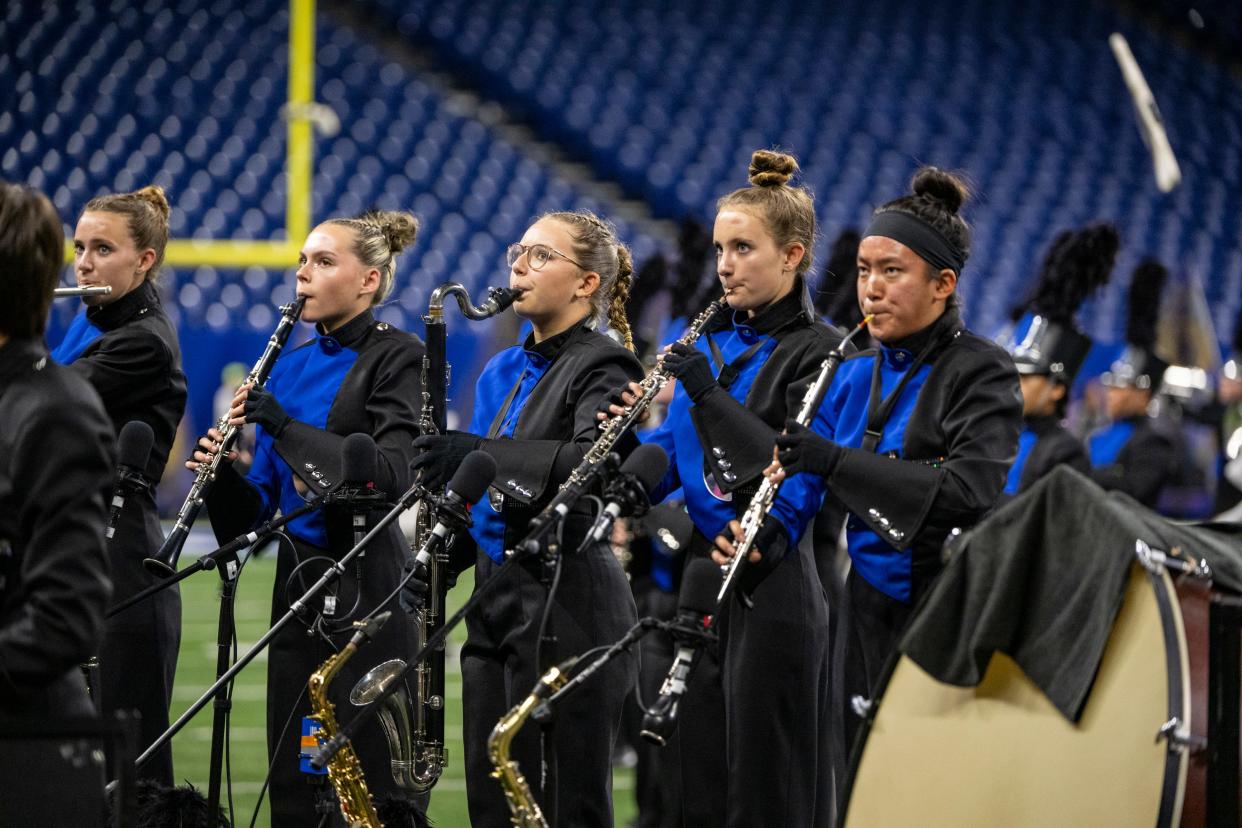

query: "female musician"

left=762, top=168, right=1022, bottom=759
left=189, top=210, right=425, bottom=826
left=50, top=185, right=187, bottom=785
left=410, top=211, right=643, bottom=826
left=605, top=150, right=848, bottom=826
left=0, top=181, right=115, bottom=825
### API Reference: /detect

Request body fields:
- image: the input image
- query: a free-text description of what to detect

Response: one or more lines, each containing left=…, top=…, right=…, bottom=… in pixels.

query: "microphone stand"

left=537, top=618, right=663, bottom=717
left=105, top=479, right=429, bottom=799
left=106, top=499, right=323, bottom=619
left=314, top=463, right=619, bottom=770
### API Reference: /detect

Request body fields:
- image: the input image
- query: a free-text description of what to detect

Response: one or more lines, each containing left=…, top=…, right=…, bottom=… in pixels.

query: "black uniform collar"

left=523, top=313, right=594, bottom=363
left=728, top=277, right=812, bottom=336
left=86, top=280, right=160, bottom=330
left=0, top=338, right=49, bottom=385
left=316, top=308, right=375, bottom=350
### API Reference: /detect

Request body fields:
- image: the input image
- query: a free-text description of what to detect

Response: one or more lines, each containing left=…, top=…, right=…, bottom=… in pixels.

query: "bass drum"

left=842, top=562, right=1193, bottom=827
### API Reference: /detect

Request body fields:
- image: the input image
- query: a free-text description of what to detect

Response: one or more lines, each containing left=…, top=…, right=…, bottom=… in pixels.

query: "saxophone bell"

left=349, top=658, right=447, bottom=793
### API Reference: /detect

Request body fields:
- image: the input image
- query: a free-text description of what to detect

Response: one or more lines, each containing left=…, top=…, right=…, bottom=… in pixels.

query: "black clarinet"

left=144, top=297, right=306, bottom=576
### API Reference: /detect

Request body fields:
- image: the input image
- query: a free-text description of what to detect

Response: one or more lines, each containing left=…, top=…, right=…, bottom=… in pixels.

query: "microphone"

left=336, top=433, right=381, bottom=556
left=107, top=420, right=154, bottom=540
left=411, top=449, right=497, bottom=572
left=517, top=452, right=623, bottom=556
left=640, top=558, right=722, bottom=746
left=588, top=444, right=669, bottom=543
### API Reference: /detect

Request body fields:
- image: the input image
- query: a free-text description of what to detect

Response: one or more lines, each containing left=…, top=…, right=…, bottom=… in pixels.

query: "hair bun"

left=910, top=167, right=970, bottom=214
left=748, top=149, right=798, bottom=188
left=134, top=185, right=171, bottom=220
left=372, top=210, right=419, bottom=253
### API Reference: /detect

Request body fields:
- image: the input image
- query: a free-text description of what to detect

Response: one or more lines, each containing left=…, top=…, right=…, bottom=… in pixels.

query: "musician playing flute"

left=603, top=150, right=848, bottom=826
left=188, top=211, right=425, bottom=826
left=408, top=211, right=643, bottom=827
left=759, top=168, right=1022, bottom=782
left=49, top=185, right=187, bottom=785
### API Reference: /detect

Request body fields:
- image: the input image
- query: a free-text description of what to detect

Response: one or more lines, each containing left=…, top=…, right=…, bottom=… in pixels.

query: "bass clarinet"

left=145, top=296, right=306, bottom=576
left=716, top=314, right=872, bottom=603
left=349, top=282, right=520, bottom=794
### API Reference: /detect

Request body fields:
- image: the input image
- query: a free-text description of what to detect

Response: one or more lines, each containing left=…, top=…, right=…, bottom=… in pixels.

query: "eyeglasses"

left=505, top=242, right=585, bottom=271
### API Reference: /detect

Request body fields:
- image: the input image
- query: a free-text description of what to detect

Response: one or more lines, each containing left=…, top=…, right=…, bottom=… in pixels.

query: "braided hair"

left=323, top=210, right=419, bottom=304
left=540, top=210, right=635, bottom=351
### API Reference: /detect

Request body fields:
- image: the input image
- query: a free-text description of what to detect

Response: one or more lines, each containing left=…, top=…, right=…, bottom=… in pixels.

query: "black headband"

left=864, top=210, right=966, bottom=276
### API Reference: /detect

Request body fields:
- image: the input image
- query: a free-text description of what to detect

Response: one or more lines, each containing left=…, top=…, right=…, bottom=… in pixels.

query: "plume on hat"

left=1025, top=223, right=1121, bottom=325
left=1126, top=258, right=1169, bottom=349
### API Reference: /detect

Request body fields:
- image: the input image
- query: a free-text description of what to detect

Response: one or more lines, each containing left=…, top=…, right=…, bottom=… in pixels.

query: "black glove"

left=595, top=385, right=631, bottom=424
left=398, top=557, right=430, bottom=613
left=662, top=342, right=717, bottom=403
left=726, top=515, right=789, bottom=602
left=243, top=386, right=293, bottom=437
left=774, top=420, right=844, bottom=478
left=411, top=430, right=483, bottom=490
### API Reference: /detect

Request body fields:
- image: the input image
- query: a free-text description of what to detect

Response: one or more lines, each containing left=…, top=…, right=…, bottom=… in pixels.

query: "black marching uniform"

left=0, top=339, right=115, bottom=825
left=1002, top=414, right=1090, bottom=498
left=800, top=307, right=1022, bottom=756
left=448, top=316, right=642, bottom=827
left=642, top=285, right=846, bottom=827
left=50, top=280, right=188, bottom=784
left=206, top=308, right=424, bottom=827
left=1088, top=414, right=1180, bottom=509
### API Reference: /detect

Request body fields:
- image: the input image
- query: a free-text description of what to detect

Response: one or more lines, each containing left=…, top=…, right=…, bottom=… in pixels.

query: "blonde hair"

left=717, top=149, right=816, bottom=276
left=323, top=210, right=419, bottom=304
left=83, top=184, right=171, bottom=283
left=540, top=210, right=635, bottom=351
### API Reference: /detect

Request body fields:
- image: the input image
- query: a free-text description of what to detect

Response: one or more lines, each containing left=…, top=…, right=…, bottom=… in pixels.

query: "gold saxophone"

left=488, top=664, right=572, bottom=828
left=309, top=614, right=390, bottom=828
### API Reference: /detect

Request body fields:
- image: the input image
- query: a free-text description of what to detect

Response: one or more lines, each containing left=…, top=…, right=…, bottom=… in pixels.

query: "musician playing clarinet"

left=760, top=168, right=1022, bottom=781
left=408, top=211, right=643, bottom=827
left=49, top=185, right=187, bottom=786
left=188, top=210, right=425, bottom=826
left=603, top=150, right=848, bottom=826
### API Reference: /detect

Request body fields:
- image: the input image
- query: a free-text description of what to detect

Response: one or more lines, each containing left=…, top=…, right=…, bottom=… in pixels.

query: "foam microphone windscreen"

left=448, top=450, right=498, bottom=504
left=341, top=433, right=378, bottom=485
left=118, top=420, right=155, bottom=471
left=619, top=443, right=670, bottom=496
left=678, top=557, right=723, bottom=616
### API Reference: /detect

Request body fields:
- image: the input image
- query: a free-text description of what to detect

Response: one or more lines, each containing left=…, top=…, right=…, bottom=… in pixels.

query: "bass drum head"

left=843, top=563, right=1189, bottom=828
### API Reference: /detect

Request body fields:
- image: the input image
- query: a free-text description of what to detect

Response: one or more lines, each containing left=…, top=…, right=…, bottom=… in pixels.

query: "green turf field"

left=169, top=550, right=637, bottom=827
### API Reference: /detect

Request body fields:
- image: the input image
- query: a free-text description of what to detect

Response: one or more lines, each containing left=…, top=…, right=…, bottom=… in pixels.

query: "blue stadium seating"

left=2, top=0, right=659, bottom=433
left=2, top=0, right=1240, bottom=440
left=361, top=0, right=1242, bottom=348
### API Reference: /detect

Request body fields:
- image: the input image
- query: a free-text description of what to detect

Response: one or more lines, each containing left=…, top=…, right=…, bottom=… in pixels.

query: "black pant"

left=632, top=583, right=683, bottom=828
left=839, top=568, right=921, bottom=771
left=99, top=501, right=180, bottom=786
left=461, top=542, right=637, bottom=827
left=679, top=547, right=833, bottom=827
left=264, top=531, right=421, bottom=828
